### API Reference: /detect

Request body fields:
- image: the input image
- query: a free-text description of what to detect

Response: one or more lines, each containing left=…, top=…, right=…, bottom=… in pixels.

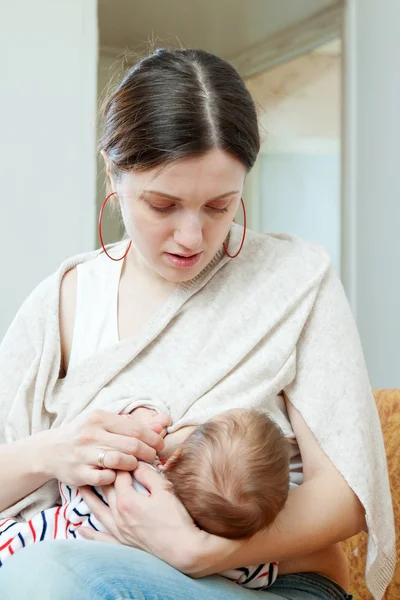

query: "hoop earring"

left=223, top=198, right=247, bottom=258
left=98, top=192, right=132, bottom=262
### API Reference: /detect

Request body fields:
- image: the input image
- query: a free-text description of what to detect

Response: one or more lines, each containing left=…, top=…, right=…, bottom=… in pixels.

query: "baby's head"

left=163, top=409, right=290, bottom=539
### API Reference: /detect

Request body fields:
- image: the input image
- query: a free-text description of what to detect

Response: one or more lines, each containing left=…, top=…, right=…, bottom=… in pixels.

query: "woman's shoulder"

left=58, top=243, right=124, bottom=371
left=47, top=242, right=122, bottom=293
left=15, top=246, right=107, bottom=325
left=239, top=227, right=332, bottom=281
left=246, top=227, right=331, bottom=259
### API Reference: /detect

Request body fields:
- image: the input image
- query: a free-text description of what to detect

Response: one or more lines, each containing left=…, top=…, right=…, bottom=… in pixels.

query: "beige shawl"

left=0, top=225, right=395, bottom=598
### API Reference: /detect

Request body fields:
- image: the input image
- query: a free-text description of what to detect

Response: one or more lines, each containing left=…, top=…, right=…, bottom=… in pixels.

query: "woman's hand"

left=44, top=410, right=171, bottom=488
left=78, top=464, right=235, bottom=572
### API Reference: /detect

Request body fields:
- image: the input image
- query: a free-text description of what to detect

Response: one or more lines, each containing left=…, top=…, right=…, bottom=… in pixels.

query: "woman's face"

left=109, top=148, right=247, bottom=282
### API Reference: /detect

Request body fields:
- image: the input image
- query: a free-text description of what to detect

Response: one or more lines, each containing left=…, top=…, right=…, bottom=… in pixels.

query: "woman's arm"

left=187, top=399, right=366, bottom=577
left=0, top=431, right=56, bottom=514
left=0, top=409, right=169, bottom=514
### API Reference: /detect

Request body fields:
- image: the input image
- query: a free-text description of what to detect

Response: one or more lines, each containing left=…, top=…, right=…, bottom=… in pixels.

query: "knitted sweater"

left=0, top=224, right=395, bottom=599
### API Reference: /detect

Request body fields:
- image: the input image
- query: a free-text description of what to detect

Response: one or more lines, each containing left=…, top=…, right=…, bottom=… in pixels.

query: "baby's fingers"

left=152, top=413, right=171, bottom=428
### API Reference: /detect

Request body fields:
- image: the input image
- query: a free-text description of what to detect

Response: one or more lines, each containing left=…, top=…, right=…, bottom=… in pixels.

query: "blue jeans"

left=0, top=540, right=353, bottom=600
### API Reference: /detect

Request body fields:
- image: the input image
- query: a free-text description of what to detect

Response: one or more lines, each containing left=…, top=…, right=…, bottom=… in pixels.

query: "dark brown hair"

left=100, top=48, right=260, bottom=178
left=164, top=409, right=290, bottom=540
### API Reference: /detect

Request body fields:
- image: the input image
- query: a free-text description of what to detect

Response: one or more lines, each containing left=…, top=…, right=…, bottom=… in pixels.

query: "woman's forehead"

left=120, top=149, right=246, bottom=198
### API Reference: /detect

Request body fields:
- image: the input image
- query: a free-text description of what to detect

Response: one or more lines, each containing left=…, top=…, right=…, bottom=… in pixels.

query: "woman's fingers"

left=149, top=423, right=163, bottom=434
left=96, top=434, right=157, bottom=464
left=78, top=527, right=119, bottom=544
left=101, top=482, right=118, bottom=508
left=151, top=413, right=171, bottom=438
left=92, top=448, right=138, bottom=472
left=113, top=471, right=145, bottom=513
left=82, top=466, right=117, bottom=487
left=80, top=486, right=117, bottom=533
left=131, top=462, right=167, bottom=494
left=100, top=413, right=165, bottom=452
left=114, top=469, right=137, bottom=492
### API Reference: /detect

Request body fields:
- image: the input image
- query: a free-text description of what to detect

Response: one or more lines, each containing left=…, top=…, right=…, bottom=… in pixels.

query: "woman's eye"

left=147, top=203, right=174, bottom=213
left=146, top=201, right=229, bottom=214
left=208, top=205, right=229, bottom=214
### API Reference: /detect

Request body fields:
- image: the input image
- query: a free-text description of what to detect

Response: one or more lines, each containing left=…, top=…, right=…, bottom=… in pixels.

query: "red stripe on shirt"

left=54, top=505, right=62, bottom=539
left=60, top=485, right=68, bottom=504
left=65, top=520, right=71, bottom=537
left=63, top=502, right=70, bottom=537
left=0, top=518, right=12, bottom=528
left=0, top=537, right=14, bottom=552
left=28, top=519, right=37, bottom=543
left=69, top=520, right=83, bottom=528
left=256, top=571, right=271, bottom=579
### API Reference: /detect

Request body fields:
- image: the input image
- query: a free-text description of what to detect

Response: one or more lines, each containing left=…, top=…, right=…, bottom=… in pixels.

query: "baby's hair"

left=164, top=409, right=290, bottom=539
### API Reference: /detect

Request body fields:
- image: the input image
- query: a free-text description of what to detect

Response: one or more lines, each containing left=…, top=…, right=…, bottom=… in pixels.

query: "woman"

left=0, top=48, right=395, bottom=599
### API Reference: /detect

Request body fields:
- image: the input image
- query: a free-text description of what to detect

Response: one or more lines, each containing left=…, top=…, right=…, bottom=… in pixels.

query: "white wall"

left=245, top=50, right=342, bottom=272
left=249, top=53, right=341, bottom=139
left=259, top=142, right=341, bottom=272
left=0, top=0, right=98, bottom=339
left=342, top=0, right=400, bottom=388
left=96, top=53, right=125, bottom=245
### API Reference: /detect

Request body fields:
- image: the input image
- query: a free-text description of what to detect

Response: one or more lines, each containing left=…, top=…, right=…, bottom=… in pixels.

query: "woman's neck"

left=122, top=244, right=178, bottom=296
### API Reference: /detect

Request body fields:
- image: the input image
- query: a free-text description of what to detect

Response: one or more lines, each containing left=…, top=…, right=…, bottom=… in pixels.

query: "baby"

left=160, top=408, right=290, bottom=589
left=163, top=408, right=289, bottom=540
left=0, top=408, right=290, bottom=590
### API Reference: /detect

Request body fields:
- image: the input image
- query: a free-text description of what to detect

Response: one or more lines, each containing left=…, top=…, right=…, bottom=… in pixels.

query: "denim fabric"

left=0, top=540, right=352, bottom=600
left=269, top=573, right=353, bottom=600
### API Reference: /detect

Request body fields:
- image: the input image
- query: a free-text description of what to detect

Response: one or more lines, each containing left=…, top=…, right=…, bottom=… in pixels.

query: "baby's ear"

left=163, top=447, right=183, bottom=472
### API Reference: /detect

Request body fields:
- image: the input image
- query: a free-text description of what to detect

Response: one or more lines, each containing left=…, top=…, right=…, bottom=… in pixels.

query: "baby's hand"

left=159, top=425, right=197, bottom=460
left=126, top=407, right=170, bottom=438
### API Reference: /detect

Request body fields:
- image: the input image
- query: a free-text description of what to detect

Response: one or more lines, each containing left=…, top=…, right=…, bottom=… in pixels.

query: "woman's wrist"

left=178, top=529, right=239, bottom=577
left=0, top=430, right=57, bottom=514
left=29, top=428, right=59, bottom=480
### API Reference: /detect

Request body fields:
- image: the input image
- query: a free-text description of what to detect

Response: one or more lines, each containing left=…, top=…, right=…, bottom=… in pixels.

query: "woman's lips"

left=164, top=252, right=202, bottom=268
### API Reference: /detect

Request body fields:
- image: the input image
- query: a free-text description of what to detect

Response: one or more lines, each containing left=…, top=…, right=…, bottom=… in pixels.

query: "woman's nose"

left=173, top=214, right=203, bottom=250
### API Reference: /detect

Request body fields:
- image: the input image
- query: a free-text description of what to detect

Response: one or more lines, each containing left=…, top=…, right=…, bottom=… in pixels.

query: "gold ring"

left=97, top=449, right=108, bottom=469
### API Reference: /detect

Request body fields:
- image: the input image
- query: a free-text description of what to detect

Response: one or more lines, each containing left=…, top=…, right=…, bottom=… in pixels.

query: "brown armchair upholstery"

left=342, top=390, right=399, bottom=599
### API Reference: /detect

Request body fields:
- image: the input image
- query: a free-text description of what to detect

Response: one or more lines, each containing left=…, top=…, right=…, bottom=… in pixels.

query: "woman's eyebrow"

left=142, top=190, right=239, bottom=202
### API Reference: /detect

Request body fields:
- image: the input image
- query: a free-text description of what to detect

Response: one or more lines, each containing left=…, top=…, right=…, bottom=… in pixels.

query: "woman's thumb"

left=133, top=462, right=164, bottom=493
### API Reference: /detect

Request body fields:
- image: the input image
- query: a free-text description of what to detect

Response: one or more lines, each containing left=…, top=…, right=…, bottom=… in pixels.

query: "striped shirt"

left=0, top=479, right=278, bottom=590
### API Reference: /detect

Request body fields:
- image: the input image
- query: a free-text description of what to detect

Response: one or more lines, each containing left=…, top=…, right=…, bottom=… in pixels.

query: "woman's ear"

left=100, top=150, right=115, bottom=196
left=100, top=149, right=111, bottom=178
